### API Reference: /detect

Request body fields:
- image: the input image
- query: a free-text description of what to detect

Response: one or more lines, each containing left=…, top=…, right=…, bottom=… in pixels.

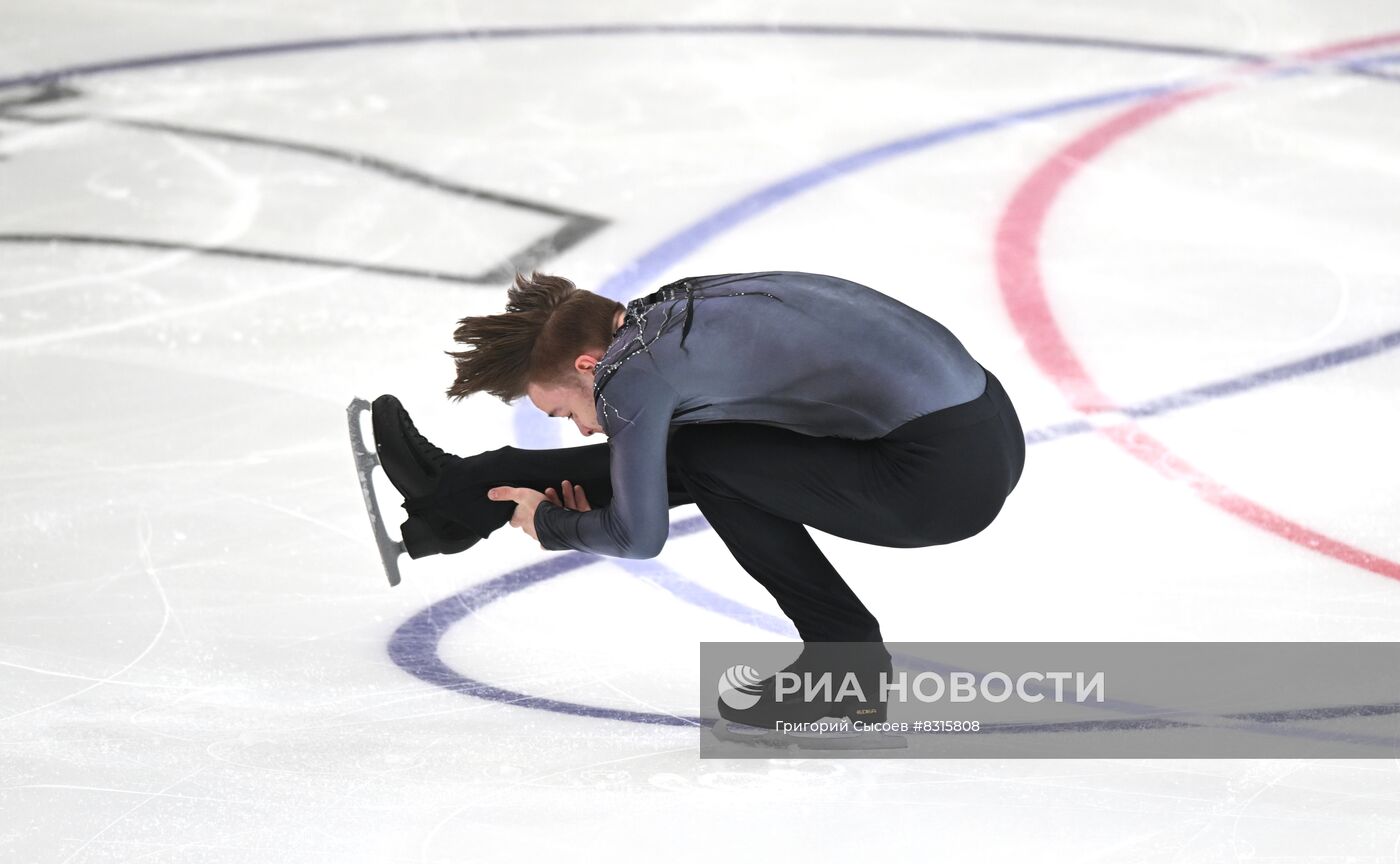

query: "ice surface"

left=3, top=2, right=1400, bottom=861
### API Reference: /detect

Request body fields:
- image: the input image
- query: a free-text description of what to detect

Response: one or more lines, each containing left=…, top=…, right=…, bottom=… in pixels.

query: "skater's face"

left=526, top=354, right=605, bottom=437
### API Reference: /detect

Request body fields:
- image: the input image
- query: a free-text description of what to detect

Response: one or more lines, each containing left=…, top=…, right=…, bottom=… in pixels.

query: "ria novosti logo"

left=718, top=665, right=765, bottom=709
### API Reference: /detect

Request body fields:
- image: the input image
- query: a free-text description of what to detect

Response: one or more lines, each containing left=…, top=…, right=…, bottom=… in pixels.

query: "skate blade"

left=712, top=718, right=909, bottom=751
left=347, top=397, right=406, bottom=587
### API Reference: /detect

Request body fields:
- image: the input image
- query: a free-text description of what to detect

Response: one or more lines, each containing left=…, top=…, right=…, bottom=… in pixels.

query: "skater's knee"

left=905, top=495, right=1005, bottom=546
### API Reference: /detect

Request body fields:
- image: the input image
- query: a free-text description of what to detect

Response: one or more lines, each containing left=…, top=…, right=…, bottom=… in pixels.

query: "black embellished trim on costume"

left=613, top=277, right=692, bottom=341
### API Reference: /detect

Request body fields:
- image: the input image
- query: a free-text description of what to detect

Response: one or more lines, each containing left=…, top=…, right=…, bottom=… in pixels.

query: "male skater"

left=368, top=270, right=1025, bottom=732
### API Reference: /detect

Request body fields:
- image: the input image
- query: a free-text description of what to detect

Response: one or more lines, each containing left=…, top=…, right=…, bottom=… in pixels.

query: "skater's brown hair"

left=446, top=271, right=624, bottom=402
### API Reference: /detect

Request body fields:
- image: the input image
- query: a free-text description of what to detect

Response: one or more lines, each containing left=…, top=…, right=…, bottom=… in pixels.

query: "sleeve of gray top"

left=532, top=363, right=678, bottom=559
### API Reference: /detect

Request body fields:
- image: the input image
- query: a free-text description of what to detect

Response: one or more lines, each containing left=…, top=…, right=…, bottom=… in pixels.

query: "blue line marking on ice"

left=481, top=37, right=1400, bottom=728
left=490, top=65, right=1400, bottom=724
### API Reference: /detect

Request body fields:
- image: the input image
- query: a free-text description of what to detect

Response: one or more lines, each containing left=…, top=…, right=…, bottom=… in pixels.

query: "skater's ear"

left=573, top=349, right=605, bottom=372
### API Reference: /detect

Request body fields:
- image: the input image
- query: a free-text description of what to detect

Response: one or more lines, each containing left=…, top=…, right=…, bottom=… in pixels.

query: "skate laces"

left=398, top=408, right=460, bottom=473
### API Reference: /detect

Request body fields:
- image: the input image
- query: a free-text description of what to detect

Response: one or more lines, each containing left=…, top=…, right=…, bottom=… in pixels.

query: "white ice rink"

left=3, top=1, right=1400, bottom=861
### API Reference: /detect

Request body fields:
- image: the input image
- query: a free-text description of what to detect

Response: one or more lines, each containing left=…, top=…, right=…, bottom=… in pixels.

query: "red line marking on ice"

left=995, top=32, right=1400, bottom=583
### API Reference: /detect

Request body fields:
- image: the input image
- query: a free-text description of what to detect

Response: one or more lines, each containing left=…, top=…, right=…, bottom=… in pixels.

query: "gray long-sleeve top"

left=532, top=270, right=988, bottom=558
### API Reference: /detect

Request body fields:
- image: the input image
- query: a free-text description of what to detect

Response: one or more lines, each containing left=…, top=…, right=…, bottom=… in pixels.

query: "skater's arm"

left=533, top=364, right=678, bottom=558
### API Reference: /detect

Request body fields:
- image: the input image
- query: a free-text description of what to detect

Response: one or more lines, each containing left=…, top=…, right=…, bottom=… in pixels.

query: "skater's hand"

left=487, top=486, right=547, bottom=542
left=543, top=480, right=592, bottom=512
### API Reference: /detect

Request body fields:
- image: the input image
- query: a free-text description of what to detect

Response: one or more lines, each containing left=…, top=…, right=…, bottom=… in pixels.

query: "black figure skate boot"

left=371, top=394, right=620, bottom=560
left=371, top=395, right=515, bottom=559
left=713, top=641, right=906, bottom=751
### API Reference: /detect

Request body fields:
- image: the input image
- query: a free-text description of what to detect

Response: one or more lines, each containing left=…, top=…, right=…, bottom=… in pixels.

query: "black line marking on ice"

left=0, top=85, right=608, bottom=285
left=0, top=232, right=541, bottom=286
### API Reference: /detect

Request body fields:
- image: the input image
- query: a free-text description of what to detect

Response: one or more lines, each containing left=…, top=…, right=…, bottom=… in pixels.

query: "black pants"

left=431, top=364, right=1025, bottom=643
